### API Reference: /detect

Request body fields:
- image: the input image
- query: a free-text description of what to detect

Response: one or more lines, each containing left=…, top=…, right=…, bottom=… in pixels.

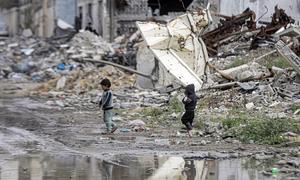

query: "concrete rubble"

left=0, top=4, right=298, bottom=119
left=0, top=30, right=138, bottom=89
left=0, top=5, right=298, bottom=122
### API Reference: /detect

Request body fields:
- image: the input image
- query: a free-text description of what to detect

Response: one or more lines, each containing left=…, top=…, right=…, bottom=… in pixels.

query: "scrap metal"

left=201, top=8, right=256, bottom=56
left=202, top=5, right=296, bottom=55
left=251, top=5, right=295, bottom=49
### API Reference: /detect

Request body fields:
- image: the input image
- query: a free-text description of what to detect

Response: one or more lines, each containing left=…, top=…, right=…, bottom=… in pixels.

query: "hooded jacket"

left=182, top=84, right=197, bottom=111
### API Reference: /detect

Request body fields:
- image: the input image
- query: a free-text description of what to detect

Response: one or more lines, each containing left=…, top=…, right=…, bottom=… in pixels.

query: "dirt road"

left=0, top=81, right=299, bottom=179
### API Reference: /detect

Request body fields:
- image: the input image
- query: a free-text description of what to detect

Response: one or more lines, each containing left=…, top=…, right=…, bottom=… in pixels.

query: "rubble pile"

left=0, top=6, right=299, bottom=119
left=201, top=52, right=300, bottom=118
left=194, top=6, right=300, bottom=118
left=104, top=32, right=140, bottom=67
left=113, top=89, right=170, bottom=109
left=41, top=88, right=170, bottom=111
left=0, top=35, right=57, bottom=82
left=68, top=31, right=113, bottom=59
left=37, top=66, right=136, bottom=94
left=0, top=30, right=137, bottom=94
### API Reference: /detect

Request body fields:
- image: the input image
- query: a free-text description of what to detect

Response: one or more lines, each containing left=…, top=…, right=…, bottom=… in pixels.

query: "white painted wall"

left=136, top=41, right=179, bottom=89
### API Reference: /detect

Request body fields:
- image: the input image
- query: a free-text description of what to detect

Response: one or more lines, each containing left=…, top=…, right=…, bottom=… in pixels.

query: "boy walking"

left=99, top=78, right=117, bottom=134
left=181, top=84, right=197, bottom=137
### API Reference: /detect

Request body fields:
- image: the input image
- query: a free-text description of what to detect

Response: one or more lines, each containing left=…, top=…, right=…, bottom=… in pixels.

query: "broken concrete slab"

left=275, top=40, right=300, bottom=75
left=245, top=102, right=254, bottom=110
left=237, top=82, right=258, bottom=91
left=8, top=43, right=18, bottom=48
left=22, top=29, right=33, bottom=38
left=219, top=62, right=269, bottom=81
left=57, top=19, right=74, bottom=30
left=137, top=10, right=211, bottom=91
left=274, top=26, right=300, bottom=38
left=20, top=48, right=35, bottom=56
left=56, top=76, right=66, bottom=90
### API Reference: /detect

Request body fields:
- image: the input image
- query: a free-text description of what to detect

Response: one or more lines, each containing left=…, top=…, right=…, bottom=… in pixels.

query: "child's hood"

left=185, top=84, right=195, bottom=96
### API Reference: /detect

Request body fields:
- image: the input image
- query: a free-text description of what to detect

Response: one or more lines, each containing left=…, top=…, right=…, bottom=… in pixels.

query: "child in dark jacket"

left=181, top=84, right=197, bottom=137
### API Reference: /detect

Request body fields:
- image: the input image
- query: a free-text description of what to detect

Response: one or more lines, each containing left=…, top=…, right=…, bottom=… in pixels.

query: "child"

left=99, top=78, right=117, bottom=134
left=181, top=84, right=197, bottom=137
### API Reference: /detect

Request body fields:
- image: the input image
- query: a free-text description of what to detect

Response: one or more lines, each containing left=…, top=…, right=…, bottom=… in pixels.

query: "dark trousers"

left=181, top=110, right=194, bottom=130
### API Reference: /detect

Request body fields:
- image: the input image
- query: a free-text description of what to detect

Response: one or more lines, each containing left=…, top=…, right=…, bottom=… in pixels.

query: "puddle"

left=0, top=154, right=276, bottom=180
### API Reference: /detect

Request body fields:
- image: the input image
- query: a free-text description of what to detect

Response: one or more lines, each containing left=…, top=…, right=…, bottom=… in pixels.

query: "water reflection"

left=0, top=154, right=273, bottom=180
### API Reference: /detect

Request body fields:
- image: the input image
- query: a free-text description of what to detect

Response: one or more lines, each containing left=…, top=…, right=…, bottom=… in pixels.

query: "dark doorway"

left=148, top=0, right=193, bottom=15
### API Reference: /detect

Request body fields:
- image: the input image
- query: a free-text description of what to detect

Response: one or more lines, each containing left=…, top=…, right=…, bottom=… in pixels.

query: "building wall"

left=114, top=0, right=148, bottom=39
left=0, top=0, right=76, bottom=37
left=0, top=11, right=7, bottom=33
left=35, top=1, right=56, bottom=37
left=136, top=42, right=178, bottom=89
left=0, top=8, right=17, bottom=36
left=55, top=0, right=77, bottom=26
left=219, top=0, right=300, bottom=24
left=77, top=0, right=110, bottom=40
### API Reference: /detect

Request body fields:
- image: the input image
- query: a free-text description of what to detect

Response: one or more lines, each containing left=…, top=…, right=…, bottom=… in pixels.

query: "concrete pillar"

left=30, top=158, right=43, bottom=180
left=101, top=0, right=111, bottom=41
left=1, top=160, right=19, bottom=180
left=7, top=8, right=19, bottom=36
left=42, top=0, right=48, bottom=37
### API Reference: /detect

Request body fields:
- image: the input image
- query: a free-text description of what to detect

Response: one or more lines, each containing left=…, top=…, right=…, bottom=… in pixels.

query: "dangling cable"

left=256, top=5, right=268, bottom=23
left=179, top=0, right=186, bottom=11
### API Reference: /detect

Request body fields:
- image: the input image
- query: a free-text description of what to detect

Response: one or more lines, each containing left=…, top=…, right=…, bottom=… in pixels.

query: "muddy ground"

left=0, top=80, right=299, bottom=179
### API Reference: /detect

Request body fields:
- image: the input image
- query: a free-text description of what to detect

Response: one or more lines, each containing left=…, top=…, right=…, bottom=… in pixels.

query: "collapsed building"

left=137, top=8, right=211, bottom=90
left=0, top=1, right=300, bottom=95
left=135, top=3, right=300, bottom=107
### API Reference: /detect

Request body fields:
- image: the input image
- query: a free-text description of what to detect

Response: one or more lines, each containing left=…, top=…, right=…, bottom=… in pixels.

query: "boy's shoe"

left=101, top=131, right=111, bottom=135
left=111, top=126, right=118, bottom=133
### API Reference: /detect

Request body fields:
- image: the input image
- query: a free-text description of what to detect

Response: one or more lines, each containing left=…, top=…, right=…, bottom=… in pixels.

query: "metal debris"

left=202, top=8, right=256, bottom=56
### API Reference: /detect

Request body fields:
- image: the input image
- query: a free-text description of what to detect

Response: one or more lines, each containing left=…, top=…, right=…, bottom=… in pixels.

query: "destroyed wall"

left=0, top=0, right=76, bottom=37
left=0, top=8, right=18, bottom=36
left=77, top=0, right=111, bottom=40
left=219, top=0, right=300, bottom=24
left=75, top=0, right=198, bottom=41
left=137, top=10, right=211, bottom=90
left=114, top=0, right=148, bottom=38
left=136, top=42, right=177, bottom=89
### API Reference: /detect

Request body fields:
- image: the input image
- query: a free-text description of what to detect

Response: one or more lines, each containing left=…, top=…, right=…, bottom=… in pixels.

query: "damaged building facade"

left=0, top=0, right=198, bottom=40
left=2, top=0, right=299, bottom=38
left=77, top=0, right=300, bottom=41
left=77, top=0, right=197, bottom=41
left=0, top=0, right=76, bottom=37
